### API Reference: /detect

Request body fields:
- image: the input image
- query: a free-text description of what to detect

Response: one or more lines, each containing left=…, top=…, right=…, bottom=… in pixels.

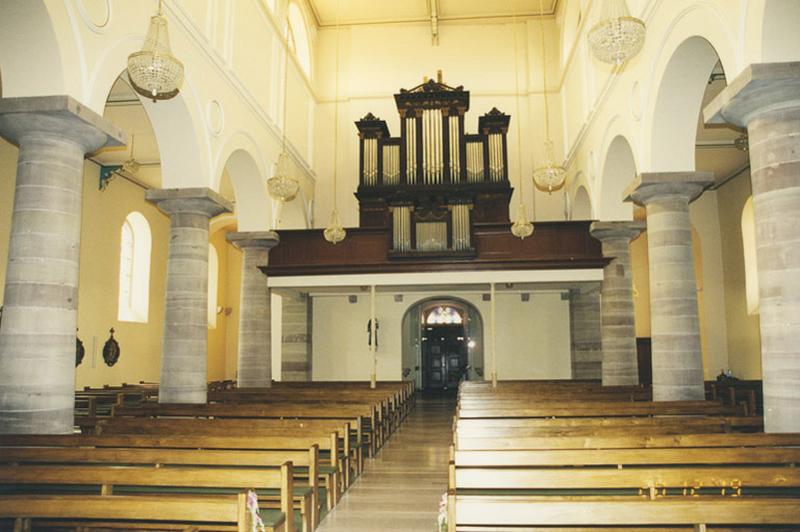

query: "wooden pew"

left=450, top=499, right=800, bottom=530
left=1, top=494, right=251, bottom=531
left=454, top=416, right=764, bottom=440
left=0, top=444, right=321, bottom=531
left=450, top=380, right=800, bottom=530
left=0, top=463, right=295, bottom=532
left=94, top=416, right=356, bottom=491
left=456, top=400, right=745, bottom=419
left=0, top=433, right=339, bottom=517
left=113, top=402, right=378, bottom=457
left=456, top=431, right=800, bottom=451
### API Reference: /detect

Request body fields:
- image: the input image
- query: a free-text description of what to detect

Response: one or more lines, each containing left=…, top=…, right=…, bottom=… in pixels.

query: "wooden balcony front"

left=263, top=221, right=604, bottom=277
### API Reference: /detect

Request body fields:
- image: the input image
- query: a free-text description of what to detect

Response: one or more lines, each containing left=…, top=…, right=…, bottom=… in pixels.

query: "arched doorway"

left=402, top=297, right=483, bottom=394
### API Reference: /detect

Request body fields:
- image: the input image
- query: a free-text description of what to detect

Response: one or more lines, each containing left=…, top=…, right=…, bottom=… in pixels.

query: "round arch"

left=598, top=135, right=637, bottom=221
left=572, top=185, right=593, bottom=220
left=401, top=296, right=484, bottom=391
left=648, top=36, right=723, bottom=172
left=642, top=1, right=737, bottom=172
left=760, top=0, right=800, bottom=62
left=88, top=33, right=210, bottom=190
left=746, top=0, right=800, bottom=64
left=217, top=143, right=272, bottom=232
left=0, top=0, right=65, bottom=97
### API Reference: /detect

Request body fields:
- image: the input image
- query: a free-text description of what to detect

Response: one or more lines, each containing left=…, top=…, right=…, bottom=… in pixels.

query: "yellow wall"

left=0, top=138, right=249, bottom=389
left=629, top=174, right=763, bottom=380
left=0, top=138, right=171, bottom=388
left=717, top=170, right=762, bottom=378
left=0, top=140, right=17, bottom=299
left=207, top=227, right=241, bottom=382
left=224, top=242, right=242, bottom=380
left=73, top=163, right=171, bottom=388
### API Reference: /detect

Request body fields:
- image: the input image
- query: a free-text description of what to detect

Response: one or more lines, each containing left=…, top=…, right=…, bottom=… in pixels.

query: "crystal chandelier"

left=509, top=6, right=533, bottom=239
left=511, top=204, right=534, bottom=239
left=268, top=20, right=300, bottom=205
left=127, top=0, right=184, bottom=102
left=323, top=208, right=346, bottom=244
left=267, top=152, right=300, bottom=202
left=324, top=1, right=347, bottom=244
left=587, top=0, right=646, bottom=65
left=532, top=0, right=566, bottom=194
left=533, top=140, right=567, bottom=193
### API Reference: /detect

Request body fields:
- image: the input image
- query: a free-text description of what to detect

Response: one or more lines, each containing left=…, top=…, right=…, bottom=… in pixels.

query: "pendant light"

left=127, top=0, right=184, bottom=102
left=532, top=0, right=566, bottom=194
left=587, top=0, right=646, bottom=65
left=324, top=0, right=346, bottom=244
left=509, top=6, right=533, bottom=240
left=267, top=18, right=301, bottom=203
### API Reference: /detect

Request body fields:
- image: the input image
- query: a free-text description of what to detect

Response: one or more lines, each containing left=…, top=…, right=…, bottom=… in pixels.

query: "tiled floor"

left=316, top=398, right=454, bottom=531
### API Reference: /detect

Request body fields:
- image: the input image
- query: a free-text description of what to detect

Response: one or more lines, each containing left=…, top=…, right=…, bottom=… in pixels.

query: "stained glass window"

left=426, top=306, right=463, bottom=325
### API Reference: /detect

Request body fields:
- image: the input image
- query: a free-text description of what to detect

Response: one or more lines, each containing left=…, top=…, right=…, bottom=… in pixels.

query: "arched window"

left=287, top=2, right=311, bottom=78
left=208, top=243, right=219, bottom=329
left=117, top=212, right=151, bottom=323
left=741, top=197, right=759, bottom=315
left=425, top=306, right=464, bottom=325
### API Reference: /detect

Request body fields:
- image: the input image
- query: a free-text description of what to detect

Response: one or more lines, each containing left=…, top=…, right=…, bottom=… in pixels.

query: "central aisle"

left=317, top=398, right=455, bottom=531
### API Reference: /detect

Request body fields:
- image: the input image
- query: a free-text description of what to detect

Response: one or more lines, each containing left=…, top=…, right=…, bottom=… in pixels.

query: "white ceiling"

left=308, top=0, right=559, bottom=27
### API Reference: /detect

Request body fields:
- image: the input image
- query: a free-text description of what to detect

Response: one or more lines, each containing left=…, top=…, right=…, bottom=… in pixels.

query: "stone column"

left=626, top=172, right=713, bottom=401
left=590, top=221, right=646, bottom=386
left=281, top=291, right=311, bottom=381
left=0, top=96, right=124, bottom=433
left=226, top=231, right=279, bottom=388
left=146, top=188, right=232, bottom=403
left=568, top=284, right=602, bottom=380
left=705, top=62, right=800, bottom=432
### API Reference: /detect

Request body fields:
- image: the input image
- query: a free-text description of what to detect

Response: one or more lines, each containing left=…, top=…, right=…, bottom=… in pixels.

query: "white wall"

left=312, top=16, right=566, bottom=228
left=311, top=290, right=571, bottom=383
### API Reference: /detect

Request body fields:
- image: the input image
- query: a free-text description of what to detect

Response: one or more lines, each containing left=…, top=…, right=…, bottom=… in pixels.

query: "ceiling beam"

left=310, top=0, right=560, bottom=28
left=429, top=0, right=439, bottom=45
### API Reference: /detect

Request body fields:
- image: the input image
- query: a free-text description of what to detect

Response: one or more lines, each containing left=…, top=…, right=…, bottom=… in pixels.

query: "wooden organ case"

left=355, top=76, right=513, bottom=259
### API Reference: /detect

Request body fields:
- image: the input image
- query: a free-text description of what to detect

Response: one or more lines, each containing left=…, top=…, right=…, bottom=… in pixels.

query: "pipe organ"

left=355, top=76, right=513, bottom=257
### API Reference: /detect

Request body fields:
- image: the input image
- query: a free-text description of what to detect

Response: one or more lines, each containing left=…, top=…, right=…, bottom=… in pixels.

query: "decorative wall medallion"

left=77, top=0, right=111, bottom=33
left=206, top=99, right=225, bottom=136
left=76, top=333, right=86, bottom=367
left=103, top=328, right=121, bottom=367
left=630, top=81, right=643, bottom=121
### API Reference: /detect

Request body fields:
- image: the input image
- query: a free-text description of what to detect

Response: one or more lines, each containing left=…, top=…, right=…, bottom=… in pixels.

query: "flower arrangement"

left=437, top=492, right=448, bottom=531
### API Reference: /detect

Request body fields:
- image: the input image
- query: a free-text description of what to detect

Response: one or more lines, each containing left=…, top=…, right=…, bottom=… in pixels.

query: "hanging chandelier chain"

left=511, top=7, right=525, bottom=209
left=331, top=0, right=342, bottom=207
left=538, top=0, right=552, bottom=143
left=281, top=21, right=292, bottom=152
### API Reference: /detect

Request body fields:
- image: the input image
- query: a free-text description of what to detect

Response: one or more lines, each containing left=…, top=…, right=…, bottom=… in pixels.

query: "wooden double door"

left=422, top=323, right=467, bottom=391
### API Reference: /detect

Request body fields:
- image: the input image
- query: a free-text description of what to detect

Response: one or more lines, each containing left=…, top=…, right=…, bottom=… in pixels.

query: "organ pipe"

left=451, top=204, right=470, bottom=250
left=383, top=144, right=400, bottom=185
left=392, top=206, right=411, bottom=251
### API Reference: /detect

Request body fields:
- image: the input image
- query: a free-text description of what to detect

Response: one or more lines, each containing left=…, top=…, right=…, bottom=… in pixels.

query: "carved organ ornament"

left=356, top=75, right=513, bottom=256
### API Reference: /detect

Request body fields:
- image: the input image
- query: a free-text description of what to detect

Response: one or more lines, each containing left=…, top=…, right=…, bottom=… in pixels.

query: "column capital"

left=145, top=187, right=233, bottom=218
left=0, top=95, right=125, bottom=152
left=704, top=62, right=800, bottom=127
left=590, top=221, right=645, bottom=245
left=624, top=172, right=713, bottom=206
left=226, top=231, right=280, bottom=251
